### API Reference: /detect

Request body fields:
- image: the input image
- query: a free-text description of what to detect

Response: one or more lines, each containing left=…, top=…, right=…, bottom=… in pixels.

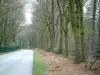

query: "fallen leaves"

left=37, top=49, right=100, bottom=75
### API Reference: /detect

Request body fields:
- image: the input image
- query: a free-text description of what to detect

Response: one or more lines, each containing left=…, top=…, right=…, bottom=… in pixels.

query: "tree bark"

left=51, top=0, right=55, bottom=49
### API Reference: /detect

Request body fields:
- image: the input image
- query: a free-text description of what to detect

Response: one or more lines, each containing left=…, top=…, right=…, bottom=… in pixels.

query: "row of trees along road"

left=27, top=0, right=100, bottom=64
left=0, top=0, right=25, bottom=47
left=7, top=0, right=100, bottom=64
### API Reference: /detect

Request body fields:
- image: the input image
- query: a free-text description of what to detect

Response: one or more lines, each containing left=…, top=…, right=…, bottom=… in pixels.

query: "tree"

left=0, top=0, right=24, bottom=47
left=91, top=0, right=97, bottom=54
left=51, top=0, right=55, bottom=49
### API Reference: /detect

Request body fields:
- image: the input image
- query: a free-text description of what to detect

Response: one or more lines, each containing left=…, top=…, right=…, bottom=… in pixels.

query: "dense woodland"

left=0, top=0, right=25, bottom=47
left=29, top=0, right=100, bottom=64
left=0, top=0, right=100, bottom=64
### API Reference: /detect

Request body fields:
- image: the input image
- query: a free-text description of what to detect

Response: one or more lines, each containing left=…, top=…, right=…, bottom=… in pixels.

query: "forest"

left=0, top=0, right=100, bottom=74
left=26, top=0, right=100, bottom=64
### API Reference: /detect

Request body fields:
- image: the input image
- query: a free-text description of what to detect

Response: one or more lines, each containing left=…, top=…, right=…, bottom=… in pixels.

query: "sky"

left=83, top=0, right=91, bottom=13
left=22, top=0, right=37, bottom=26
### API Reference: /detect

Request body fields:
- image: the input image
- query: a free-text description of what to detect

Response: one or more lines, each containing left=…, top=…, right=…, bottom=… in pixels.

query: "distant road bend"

left=0, top=49, right=33, bottom=75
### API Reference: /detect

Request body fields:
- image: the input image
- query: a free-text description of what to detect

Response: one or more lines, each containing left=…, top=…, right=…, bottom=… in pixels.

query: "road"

left=0, top=49, right=33, bottom=75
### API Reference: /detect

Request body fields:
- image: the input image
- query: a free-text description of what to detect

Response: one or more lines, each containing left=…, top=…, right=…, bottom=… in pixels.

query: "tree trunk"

left=79, top=0, right=86, bottom=62
left=51, top=0, right=55, bottom=49
left=98, top=0, right=100, bottom=46
left=91, top=0, right=97, bottom=53
left=74, top=35, right=81, bottom=63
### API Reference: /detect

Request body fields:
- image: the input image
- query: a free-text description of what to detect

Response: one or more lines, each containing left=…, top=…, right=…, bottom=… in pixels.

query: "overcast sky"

left=21, top=0, right=37, bottom=26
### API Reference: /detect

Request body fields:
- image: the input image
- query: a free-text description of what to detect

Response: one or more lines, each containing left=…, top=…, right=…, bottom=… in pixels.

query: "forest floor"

left=37, top=49, right=100, bottom=75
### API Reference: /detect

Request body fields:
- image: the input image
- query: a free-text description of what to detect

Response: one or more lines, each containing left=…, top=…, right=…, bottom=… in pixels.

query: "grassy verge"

left=33, top=50, right=47, bottom=75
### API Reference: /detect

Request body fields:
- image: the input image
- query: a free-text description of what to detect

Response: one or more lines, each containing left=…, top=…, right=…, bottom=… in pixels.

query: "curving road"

left=0, top=49, right=33, bottom=75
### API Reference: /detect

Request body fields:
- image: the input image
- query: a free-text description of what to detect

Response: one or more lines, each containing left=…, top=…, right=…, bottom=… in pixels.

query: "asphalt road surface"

left=0, top=49, right=33, bottom=75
